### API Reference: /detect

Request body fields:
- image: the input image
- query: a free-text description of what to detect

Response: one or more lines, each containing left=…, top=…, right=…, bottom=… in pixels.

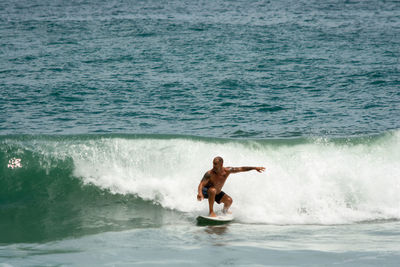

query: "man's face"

left=213, top=159, right=222, bottom=171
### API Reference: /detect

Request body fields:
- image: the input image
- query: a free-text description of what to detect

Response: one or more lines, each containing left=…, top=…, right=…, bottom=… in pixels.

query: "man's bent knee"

left=208, top=187, right=217, bottom=196
left=223, top=195, right=233, bottom=205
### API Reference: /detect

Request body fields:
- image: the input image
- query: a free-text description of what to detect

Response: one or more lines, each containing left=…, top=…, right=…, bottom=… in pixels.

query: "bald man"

left=197, top=156, right=265, bottom=217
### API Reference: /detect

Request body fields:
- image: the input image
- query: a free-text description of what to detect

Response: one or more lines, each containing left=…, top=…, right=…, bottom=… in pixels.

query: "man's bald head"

left=212, top=157, right=224, bottom=172
left=213, top=156, right=223, bottom=165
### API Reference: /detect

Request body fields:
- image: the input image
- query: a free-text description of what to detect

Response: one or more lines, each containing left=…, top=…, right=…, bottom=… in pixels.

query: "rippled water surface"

left=1, top=0, right=399, bottom=137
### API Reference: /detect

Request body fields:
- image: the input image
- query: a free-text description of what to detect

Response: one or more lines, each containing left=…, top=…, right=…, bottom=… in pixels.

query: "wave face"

left=1, top=131, right=400, bottom=241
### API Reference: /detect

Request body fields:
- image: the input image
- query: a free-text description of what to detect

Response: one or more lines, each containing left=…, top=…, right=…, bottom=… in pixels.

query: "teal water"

left=1, top=0, right=400, bottom=266
left=1, top=0, right=399, bottom=137
left=2, top=223, right=400, bottom=266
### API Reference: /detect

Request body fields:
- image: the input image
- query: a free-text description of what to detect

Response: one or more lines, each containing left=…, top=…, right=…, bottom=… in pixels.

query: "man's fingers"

left=257, top=167, right=266, bottom=173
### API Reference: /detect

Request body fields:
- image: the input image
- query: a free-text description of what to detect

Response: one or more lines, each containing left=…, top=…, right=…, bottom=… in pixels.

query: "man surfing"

left=197, top=156, right=265, bottom=217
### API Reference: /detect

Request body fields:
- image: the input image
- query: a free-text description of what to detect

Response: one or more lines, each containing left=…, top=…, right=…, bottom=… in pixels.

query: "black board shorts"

left=202, top=187, right=226, bottom=204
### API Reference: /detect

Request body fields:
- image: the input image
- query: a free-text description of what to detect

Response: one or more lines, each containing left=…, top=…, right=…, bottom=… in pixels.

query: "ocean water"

left=1, top=0, right=400, bottom=266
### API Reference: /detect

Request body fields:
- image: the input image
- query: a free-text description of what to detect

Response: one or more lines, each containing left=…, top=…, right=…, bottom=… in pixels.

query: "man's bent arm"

left=197, top=172, right=210, bottom=200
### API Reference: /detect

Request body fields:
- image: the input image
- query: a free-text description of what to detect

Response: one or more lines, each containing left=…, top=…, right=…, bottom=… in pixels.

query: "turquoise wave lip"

left=0, top=143, right=173, bottom=243
left=0, top=129, right=398, bottom=144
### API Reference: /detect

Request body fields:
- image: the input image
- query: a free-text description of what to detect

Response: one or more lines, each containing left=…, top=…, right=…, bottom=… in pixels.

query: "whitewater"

left=2, top=130, right=399, bottom=227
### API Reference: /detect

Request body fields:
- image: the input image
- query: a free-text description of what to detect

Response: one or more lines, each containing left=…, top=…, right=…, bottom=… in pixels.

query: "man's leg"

left=207, top=187, right=217, bottom=217
left=220, top=194, right=233, bottom=214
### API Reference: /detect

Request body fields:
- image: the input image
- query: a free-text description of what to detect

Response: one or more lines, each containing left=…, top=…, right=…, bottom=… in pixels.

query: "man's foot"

left=222, top=209, right=232, bottom=215
left=209, top=212, right=217, bottom=217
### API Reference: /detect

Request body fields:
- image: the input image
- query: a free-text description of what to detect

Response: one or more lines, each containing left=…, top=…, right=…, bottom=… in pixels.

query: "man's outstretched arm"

left=228, top=166, right=265, bottom=173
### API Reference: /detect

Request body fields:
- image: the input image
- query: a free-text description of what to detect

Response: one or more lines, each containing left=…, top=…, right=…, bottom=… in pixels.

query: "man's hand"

left=197, top=193, right=204, bottom=201
left=255, top=167, right=265, bottom=173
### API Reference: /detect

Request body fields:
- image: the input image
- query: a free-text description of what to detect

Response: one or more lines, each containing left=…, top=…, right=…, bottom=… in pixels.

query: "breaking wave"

left=1, top=131, right=399, bottom=235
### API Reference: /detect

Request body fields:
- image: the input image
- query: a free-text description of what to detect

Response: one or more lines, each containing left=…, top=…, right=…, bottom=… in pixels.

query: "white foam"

left=7, top=158, right=22, bottom=169
left=68, top=132, right=400, bottom=225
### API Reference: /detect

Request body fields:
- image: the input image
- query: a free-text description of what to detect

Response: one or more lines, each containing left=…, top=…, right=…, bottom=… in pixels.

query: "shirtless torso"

left=203, top=167, right=230, bottom=193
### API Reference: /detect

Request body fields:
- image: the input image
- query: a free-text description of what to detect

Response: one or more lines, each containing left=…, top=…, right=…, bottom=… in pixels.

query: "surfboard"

left=196, top=214, right=234, bottom=225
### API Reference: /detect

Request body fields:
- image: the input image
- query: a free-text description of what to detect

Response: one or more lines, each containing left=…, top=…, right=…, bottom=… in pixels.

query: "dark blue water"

left=1, top=0, right=399, bottom=137
left=1, top=0, right=400, bottom=266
